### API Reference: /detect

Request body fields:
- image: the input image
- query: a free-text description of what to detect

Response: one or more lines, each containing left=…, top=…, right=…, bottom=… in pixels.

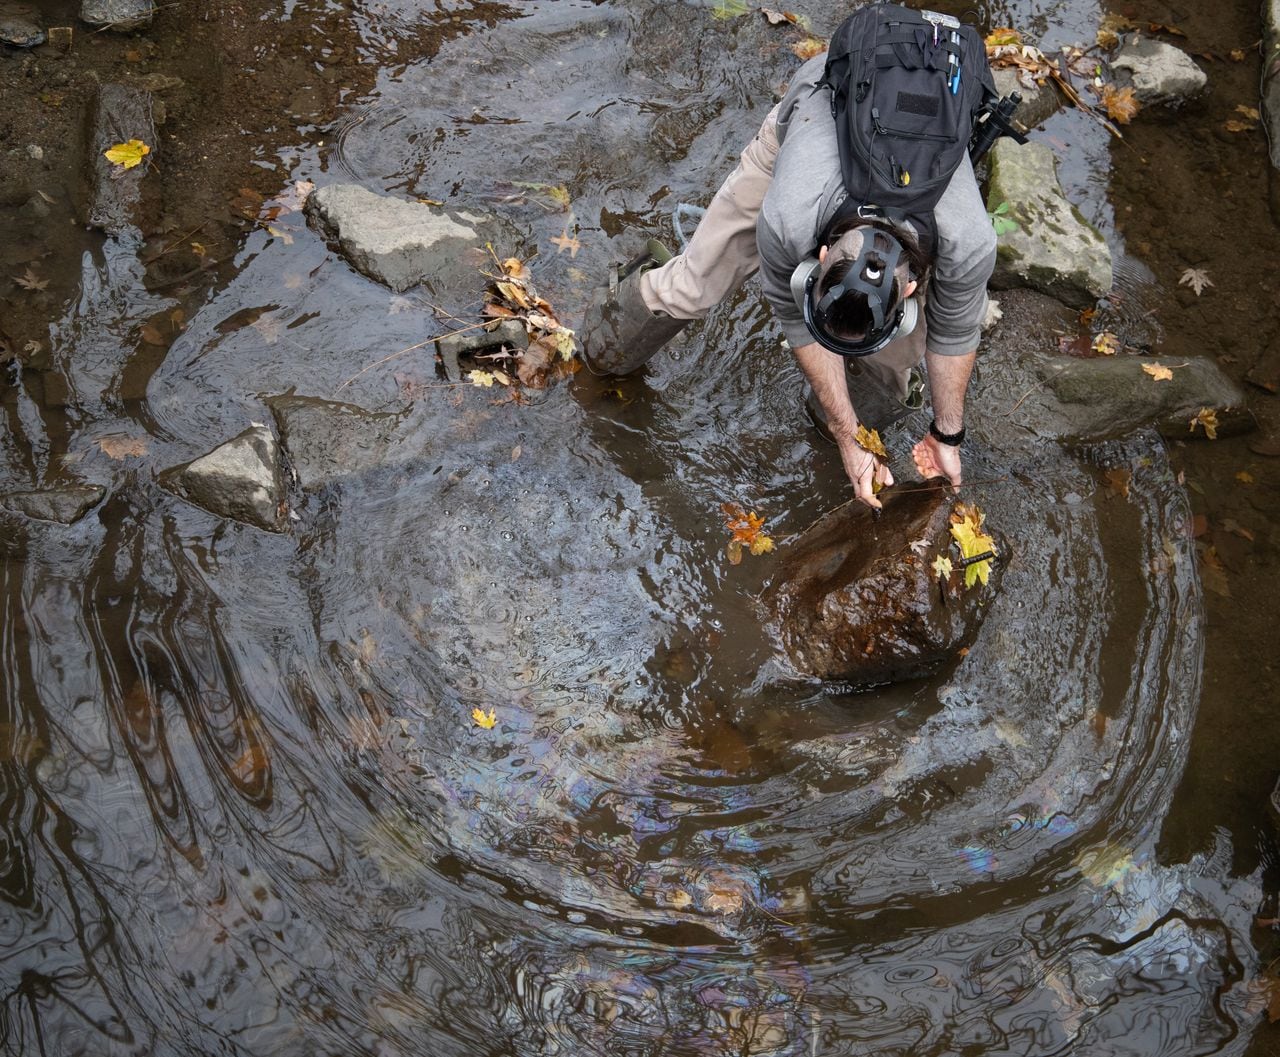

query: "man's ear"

left=818, top=245, right=828, bottom=264
left=903, top=278, right=918, bottom=299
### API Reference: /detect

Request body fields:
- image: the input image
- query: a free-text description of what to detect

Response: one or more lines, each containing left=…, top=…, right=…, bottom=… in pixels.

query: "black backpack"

left=817, top=3, right=996, bottom=253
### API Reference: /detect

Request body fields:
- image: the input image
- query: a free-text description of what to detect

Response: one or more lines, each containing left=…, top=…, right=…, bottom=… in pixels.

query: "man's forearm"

left=793, top=340, right=858, bottom=440
left=925, top=349, right=975, bottom=434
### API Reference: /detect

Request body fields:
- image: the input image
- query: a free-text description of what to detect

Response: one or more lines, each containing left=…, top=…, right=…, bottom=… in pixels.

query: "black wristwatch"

left=929, top=419, right=966, bottom=447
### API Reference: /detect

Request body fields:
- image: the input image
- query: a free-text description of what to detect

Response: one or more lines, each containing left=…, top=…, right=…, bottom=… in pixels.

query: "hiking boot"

left=580, top=240, right=689, bottom=375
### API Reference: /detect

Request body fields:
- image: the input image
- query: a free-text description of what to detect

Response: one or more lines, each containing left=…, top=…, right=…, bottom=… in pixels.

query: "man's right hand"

left=838, top=437, right=895, bottom=509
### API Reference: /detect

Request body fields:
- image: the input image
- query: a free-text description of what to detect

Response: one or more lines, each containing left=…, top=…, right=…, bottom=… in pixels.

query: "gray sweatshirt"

left=756, top=55, right=996, bottom=357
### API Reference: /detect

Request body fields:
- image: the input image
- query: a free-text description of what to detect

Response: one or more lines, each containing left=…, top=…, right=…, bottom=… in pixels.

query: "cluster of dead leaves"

left=758, top=7, right=826, bottom=60
left=470, top=254, right=578, bottom=390
left=933, top=503, right=997, bottom=589
left=722, top=502, right=775, bottom=565
left=985, top=27, right=1143, bottom=131
left=230, top=180, right=314, bottom=246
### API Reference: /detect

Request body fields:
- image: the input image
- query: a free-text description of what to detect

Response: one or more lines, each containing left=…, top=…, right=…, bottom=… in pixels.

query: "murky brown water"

left=3, top=1, right=1278, bottom=1055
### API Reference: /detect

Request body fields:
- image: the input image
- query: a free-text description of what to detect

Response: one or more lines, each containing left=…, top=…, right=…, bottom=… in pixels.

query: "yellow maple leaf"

left=854, top=424, right=888, bottom=459
left=471, top=707, right=497, bottom=729
left=469, top=370, right=496, bottom=387
left=1092, top=331, right=1121, bottom=356
left=1100, top=84, right=1140, bottom=124
left=722, top=502, right=775, bottom=562
left=1189, top=407, right=1219, bottom=440
left=103, top=139, right=150, bottom=170
left=1142, top=362, right=1174, bottom=381
left=932, top=554, right=953, bottom=580
left=790, top=36, right=827, bottom=61
left=949, top=504, right=997, bottom=589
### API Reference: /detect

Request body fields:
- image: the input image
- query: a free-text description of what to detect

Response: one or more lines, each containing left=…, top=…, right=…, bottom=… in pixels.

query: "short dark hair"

left=818, top=218, right=932, bottom=340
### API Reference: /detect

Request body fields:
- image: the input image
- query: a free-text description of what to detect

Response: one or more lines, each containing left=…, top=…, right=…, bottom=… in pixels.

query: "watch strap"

left=929, top=419, right=965, bottom=446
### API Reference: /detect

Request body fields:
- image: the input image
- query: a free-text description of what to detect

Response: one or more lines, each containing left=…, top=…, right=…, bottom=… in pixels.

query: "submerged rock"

left=87, top=84, right=155, bottom=234
left=0, top=5, right=45, bottom=47
left=162, top=425, right=285, bottom=532
left=0, top=485, right=104, bottom=524
left=266, top=395, right=406, bottom=491
left=761, top=483, right=1003, bottom=685
left=1035, top=355, right=1251, bottom=443
left=305, top=184, right=519, bottom=293
left=987, top=139, right=1112, bottom=308
left=80, top=0, right=153, bottom=31
left=1111, top=36, right=1207, bottom=106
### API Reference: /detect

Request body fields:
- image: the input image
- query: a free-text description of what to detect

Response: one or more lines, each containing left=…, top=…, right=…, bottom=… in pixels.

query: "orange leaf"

left=1142, top=362, right=1173, bottom=381
left=1100, top=84, right=1140, bottom=124
left=790, top=37, right=826, bottom=60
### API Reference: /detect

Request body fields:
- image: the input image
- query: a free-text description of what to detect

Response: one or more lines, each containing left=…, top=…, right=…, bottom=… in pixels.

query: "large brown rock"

left=761, top=483, right=1003, bottom=685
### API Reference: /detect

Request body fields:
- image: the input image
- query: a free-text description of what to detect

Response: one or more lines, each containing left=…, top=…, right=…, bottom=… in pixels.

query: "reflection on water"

left=0, top=2, right=1265, bottom=1055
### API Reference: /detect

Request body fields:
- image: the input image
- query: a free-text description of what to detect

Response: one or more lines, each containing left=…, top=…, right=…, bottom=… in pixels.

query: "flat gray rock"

left=1265, top=0, right=1280, bottom=170
left=992, top=67, right=1062, bottom=130
left=87, top=84, right=155, bottom=234
left=163, top=425, right=285, bottom=531
left=80, top=0, right=153, bottom=31
left=987, top=139, right=1112, bottom=308
left=267, top=395, right=406, bottom=491
left=1111, top=36, right=1206, bottom=106
left=305, top=183, right=519, bottom=293
left=1035, top=355, right=1251, bottom=443
left=0, top=485, right=104, bottom=524
left=0, top=5, right=44, bottom=46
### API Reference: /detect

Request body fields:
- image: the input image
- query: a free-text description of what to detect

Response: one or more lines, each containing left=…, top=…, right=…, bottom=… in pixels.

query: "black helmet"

left=802, top=226, right=912, bottom=358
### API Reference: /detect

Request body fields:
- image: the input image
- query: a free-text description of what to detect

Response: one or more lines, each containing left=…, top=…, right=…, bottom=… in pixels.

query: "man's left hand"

left=912, top=433, right=962, bottom=490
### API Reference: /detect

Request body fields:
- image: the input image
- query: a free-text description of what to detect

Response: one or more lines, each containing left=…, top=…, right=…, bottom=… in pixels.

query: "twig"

left=332, top=323, right=488, bottom=394
left=143, top=222, right=208, bottom=265
left=1005, top=378, right=1047, bottom=416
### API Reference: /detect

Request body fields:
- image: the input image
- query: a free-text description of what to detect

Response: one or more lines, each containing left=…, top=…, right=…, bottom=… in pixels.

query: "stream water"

left=2, top=1, right=1277, bottom=1055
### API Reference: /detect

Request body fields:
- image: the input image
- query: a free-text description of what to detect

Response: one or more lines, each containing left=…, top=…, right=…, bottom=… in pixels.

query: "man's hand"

left=840, top=438, right=895, bottom=508
left=912, top=433, right=962, bottom=489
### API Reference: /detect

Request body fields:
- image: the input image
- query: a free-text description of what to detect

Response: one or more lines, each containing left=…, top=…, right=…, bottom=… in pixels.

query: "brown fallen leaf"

left=1190, top=408, right=1219, bottom=440
left=1147, top=21, right=1185, bottom=37
left=1225, top=119, right=1257, bottom=133
left=1237, top=105, right=1262, bottom=120
left=1191, top=513, right=1209, bottom=538
left=14, top=268, right=49, bottom=292
left=1092, top=331, right=1121, bottom=356
left=760, top=8, right=803, bottom=26
left=1142, top=362, right=1174, bottom=381
left=1236, top=470, right=1254, bottom=484
left=722, top=502, right=775, bottom=564
left=98, top=435, right=149, bottom=459
left=140, top=324, right=166, bottom=346
left=549, top=230, right=581, bottom=258
left=1104, top=467, right=1132, bottom=498
left=791, top=36, right=826, bottom=61
left=1221, top=518, right=1255, bottom=541
left=1100, top=84, right=1140, bottom=124
left=1230, top=48, right=1246, bottom=62
left=510, top=444, right=522, bottom=462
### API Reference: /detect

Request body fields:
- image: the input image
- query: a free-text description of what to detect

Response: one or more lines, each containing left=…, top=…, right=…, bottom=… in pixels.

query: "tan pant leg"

left=640, top=104, right=782, bottom=320
left=854, top=308, right=927, bottom=403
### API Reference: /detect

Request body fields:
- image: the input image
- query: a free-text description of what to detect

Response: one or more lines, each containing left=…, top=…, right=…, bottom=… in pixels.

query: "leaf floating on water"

left=722, top=502, right=775, bottom=564
left=103, top=138, right=150, bottom=170
left=1103, top=467, right=1132, bottom=498
left=1236, top=470, right=1254, bottom=484
left=985, top=27, right=1022, bottom=48
left=711, top=0, right=749, bottom=19
left=469, top=370, right=497, bottom=388
left=471, top=707, right=497, bottom=730
left=1189, top=407, right=1219, bottom=439
left=790, top=36, right=827, bottom=60
left=98, top=435, right=149, bottom=459
left=13, top=267, right=49, bottom=292
left=931, top=554, right=953, bottom=581
left=1091, top=331, right=1121, bottom=356
left=549, top=229, right=581, bottom=258
left=949, top=503, right=996, bottom=589
left=1142, top=362, right=1174, bottom=381
left=1179, top=267, right=1213, bottom=296
left=1100, top=84, right=1140, bottom=124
